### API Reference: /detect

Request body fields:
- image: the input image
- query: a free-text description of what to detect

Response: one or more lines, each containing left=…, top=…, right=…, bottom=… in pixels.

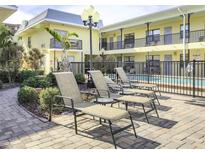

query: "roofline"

left=100, top=5, right=205, bottom=32
left=0, top=5, right=18, bottom=10
left=101, top=6, right=179, bottom=29
left=16, top=18, right=99, bottom=35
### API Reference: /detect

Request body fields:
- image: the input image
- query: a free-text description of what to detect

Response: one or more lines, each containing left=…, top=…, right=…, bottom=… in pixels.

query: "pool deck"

left=0, top=87, right=205, bottom=149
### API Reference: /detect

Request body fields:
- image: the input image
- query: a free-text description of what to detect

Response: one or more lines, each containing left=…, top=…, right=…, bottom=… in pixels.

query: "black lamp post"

left=81, top=6, right=100, bottom=70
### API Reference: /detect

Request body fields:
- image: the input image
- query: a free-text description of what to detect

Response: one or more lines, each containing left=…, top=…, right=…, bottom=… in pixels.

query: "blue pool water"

left=108, top=74, right=205, bottom=87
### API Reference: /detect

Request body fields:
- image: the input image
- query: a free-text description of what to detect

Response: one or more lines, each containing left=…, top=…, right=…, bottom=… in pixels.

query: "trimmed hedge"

left=17, top=86, right=39, bottom=105
left=21, top=76, right=50, bottom=88
left=75, top=74, right=85, bottom=84
left=18, top=70, right=38, bottom=83
left=46, top=72, right=57, bottom=87
left=39, top=87, right=62, bottom=112
left=0, top=80, right=3, bottom=89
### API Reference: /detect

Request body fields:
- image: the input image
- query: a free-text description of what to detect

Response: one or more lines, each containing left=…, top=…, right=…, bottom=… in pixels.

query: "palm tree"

left=45, top=27, right=78, bottom=71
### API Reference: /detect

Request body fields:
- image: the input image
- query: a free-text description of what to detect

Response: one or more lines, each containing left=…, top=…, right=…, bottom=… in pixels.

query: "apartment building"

left=100, top=6, right=205, bottom=68
left=17, top=5, right=205, bottom=74
left=17, top=8, right=102, bottom=73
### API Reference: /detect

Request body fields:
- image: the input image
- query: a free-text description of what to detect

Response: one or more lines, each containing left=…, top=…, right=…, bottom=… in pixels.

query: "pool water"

left=108, top=74, right=205, bottom=87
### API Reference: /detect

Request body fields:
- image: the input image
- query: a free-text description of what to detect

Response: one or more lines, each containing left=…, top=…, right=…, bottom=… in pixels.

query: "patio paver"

left=0, top=87, right=205, bottom=149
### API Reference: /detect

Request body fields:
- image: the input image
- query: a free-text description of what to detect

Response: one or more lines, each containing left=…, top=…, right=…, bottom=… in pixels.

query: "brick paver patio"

left=0, top=87, right=205, bottom=149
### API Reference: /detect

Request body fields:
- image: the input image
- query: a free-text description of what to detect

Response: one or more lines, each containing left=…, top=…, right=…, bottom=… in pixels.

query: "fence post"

left=147, top=60, right=150, bottom=84
left=193, top=60, right=196, bottom=97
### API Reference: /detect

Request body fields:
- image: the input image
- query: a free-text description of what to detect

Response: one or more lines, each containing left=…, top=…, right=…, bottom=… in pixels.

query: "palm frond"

left=45, top=27, right=62, bottom=42
left=67, top=32, right=78, bottom=38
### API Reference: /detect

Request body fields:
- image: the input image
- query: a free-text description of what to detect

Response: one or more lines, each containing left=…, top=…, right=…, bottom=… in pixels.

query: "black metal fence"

left=70, top=60, right=205, bottom=97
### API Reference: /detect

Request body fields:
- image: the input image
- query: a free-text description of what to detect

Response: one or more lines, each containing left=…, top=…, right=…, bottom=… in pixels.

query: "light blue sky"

left=4, top=5, right=176, bottom=26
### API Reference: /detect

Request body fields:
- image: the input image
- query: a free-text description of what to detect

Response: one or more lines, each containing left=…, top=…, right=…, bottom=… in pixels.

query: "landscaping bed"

left=17, top=71, right=89, bottom=120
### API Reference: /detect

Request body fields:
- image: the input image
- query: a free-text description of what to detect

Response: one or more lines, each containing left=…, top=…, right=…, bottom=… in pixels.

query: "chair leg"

left=129, top=114, right=137, bottom=138
left=142, top=104, right=149, bottom=123
left=49, top=103, right=53, bottom=122
left=154, top=93, right=160, bottom=105
left=157, top=86, right=161, bottom=96
left=73, top=111, right=78, bottom=134
left=108, top=120, right=117, bottom=149
left=152, top=101, right=159, bottom=118
left=125, top=102, right=128, bottom=110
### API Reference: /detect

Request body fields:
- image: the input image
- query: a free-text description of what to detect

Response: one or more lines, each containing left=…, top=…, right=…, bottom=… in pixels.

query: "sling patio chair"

left=88, top=70, right=159, bottom=123
left=115, top=67, right=161, bottom=96
left=50, top=72, right=137, bottom=149
left=104, top=76, right=160, bottom=105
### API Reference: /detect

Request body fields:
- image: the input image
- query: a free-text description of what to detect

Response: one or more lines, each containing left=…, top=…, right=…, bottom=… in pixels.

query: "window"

left=146, top=29, right=160, bottom=44
left=124, top=56, right=135, bottom=73
left=180, top=24, right=189, bottom=39
left=124, top=33, right=135, bottom=48
left=193, top=54, right=200, bottom=61
left=101, top=38, right=107, bottom=50
left=55, top=29, right=67, bottom=36
left=53, top=29, right=67, bottom=48
left=28, top=37, right=31, bottom=48
left=124, top=56, right=134, bottom=62
left=69, top=39, right=82, bottom=50
left=180, top=54, right=189, bottom=67
left=109, top=37, right=114, bottom=50
left=146, top=55, right=160, bottom=74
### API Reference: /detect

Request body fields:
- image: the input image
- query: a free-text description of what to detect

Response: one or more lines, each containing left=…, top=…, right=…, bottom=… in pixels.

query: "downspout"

left=178, top=8, right=186, bottom=70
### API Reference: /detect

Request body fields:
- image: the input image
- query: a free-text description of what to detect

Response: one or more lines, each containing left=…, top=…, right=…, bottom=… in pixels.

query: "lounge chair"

left=115, top=67, right=161, bottom=96
left=88, top=70, right=159, bottom=123
left=104, top=76, right=160, bottom=105
left=50, top=72, right=137, bottom=149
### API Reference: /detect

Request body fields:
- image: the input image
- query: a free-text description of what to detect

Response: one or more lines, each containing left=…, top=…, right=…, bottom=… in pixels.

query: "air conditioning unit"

left=41, top=43, right=45, bottom=48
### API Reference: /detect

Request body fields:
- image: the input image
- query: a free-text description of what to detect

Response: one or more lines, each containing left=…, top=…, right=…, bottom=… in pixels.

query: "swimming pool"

left=108, top=74, right=205, bottom=87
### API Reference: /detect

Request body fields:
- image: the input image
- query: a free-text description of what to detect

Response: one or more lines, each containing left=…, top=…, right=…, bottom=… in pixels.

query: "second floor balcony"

left=101, top=29, right=205, bottom=51
left=50, top=38, right=82, bottom=50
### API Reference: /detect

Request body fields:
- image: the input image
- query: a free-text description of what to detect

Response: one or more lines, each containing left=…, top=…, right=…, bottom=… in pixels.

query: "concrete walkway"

left=0, top=87, right=205, bottom=149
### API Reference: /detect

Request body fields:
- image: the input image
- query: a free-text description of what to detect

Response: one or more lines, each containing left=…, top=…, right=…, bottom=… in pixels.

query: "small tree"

left=23, top=48, right=45, bottom=70
left=0, top=24, right=24, bottom=83
left=45, top=27, right=78, bottom=71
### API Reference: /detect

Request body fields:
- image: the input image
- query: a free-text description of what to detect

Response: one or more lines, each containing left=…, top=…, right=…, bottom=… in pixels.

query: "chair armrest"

left=96, top=89, right=110, bottom=98
left=54, top=95, right=73, bottom=100
left=54, top=95, right=74, bottom=109
left=80, top=90, right=97, bottom=96
left=49, top=95, right=74, bottom=121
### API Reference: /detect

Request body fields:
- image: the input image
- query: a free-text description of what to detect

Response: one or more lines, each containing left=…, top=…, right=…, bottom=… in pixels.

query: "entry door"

left=109, top=37, right=114, bottom=50
left=164, top=55, right=172, bottom=75
left=164, top=27, right=172, bottom=44
left=117, top=35, right=121, bottom=49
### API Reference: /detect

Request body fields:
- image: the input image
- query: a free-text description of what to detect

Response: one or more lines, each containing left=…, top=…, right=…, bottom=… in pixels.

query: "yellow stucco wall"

left=17, top=22, right=100, bottom=74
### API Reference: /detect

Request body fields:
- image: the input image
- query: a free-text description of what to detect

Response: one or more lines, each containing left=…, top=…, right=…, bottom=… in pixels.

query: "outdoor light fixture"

left=81, top=5, right=100, bottom=70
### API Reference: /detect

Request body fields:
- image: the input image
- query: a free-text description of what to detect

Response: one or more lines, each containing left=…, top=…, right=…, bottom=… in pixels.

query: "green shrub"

left=21, top=76, right=50, bottom=88
left=17, top=86, right=39, bottom=105
left=39, top=87, right=62, bottom=112
left=0, top=80, right=3, bottom=89
left=0, top=70, right=9, bottom=83
left=36, top=70, right=44, bottom=75
left=18, top=70, right=38, bottom=83
left=75, top=74, right=85, bottom=84
left=46, top=72, right=57, bottom=87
